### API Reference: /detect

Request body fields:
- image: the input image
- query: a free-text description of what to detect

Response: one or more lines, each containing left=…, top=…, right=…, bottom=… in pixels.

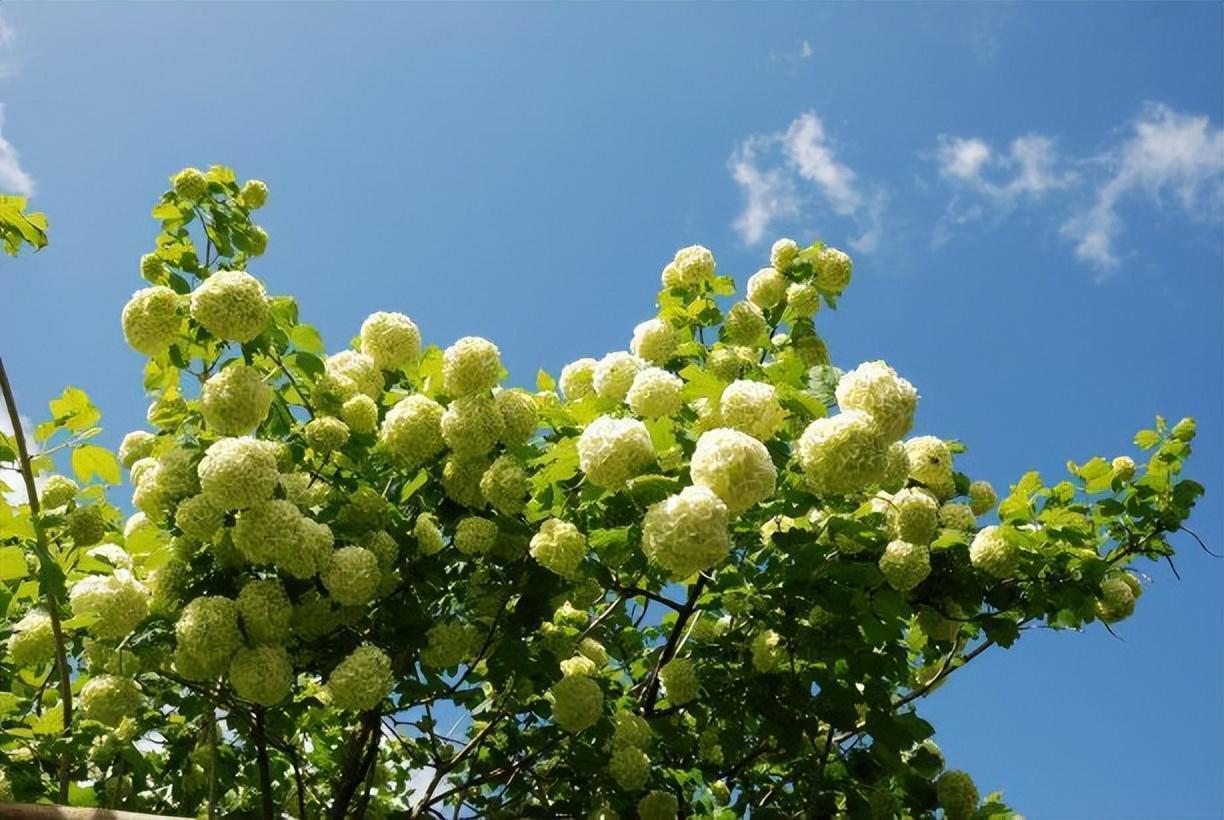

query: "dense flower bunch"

left=0, top=167, right=1200, bottom=818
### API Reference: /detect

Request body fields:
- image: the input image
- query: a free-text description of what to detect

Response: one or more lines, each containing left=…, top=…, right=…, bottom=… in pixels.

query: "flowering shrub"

left=0, top=166, right=1206, bottom=819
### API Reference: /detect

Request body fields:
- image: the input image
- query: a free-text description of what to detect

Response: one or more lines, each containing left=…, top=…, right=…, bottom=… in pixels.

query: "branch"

left=252, top=708, right=275, bottom=820
left=639, top=575, right=707, bottom=715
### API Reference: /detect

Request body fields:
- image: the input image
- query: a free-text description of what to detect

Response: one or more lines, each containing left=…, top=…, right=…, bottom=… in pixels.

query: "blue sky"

left=0, top=3, right=1220, bottom=816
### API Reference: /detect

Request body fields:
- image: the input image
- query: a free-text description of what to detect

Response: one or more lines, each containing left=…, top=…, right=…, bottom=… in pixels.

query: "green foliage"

left=0, top=195, right=48, bottom=256
left=0, top=167, right=1207, bottom=819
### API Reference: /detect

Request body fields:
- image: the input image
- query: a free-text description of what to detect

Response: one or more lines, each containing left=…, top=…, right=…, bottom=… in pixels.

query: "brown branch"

left=639, top=575, right=707, bottom=715
left=252, top=708, right=275, bottom=820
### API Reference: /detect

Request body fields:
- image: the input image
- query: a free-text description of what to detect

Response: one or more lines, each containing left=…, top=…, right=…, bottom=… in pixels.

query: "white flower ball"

left=938, top=502, right=976, bottom=532
left=240, top=179, right=268, bottom=209
left=454, top=516, right=498, bottom=556
left=359, top=311, right=420, bottom=371
left=905, top=436, right=954, bottom=498
left=69, top=570, right=149, bottom=641
left=380, top=395, right=445, bottom=467
left=442, top=395, right=504, bottom=457
left=420, top=621, right=478, bottom=669
left=638, top=791, right=679, bottom=820
left=442, top=336, right=501, bottom=397
left=968, top=480, right=997, bottom=515
left=122, top=286, right=180, bottom=355
left=689, top=428, right=777, bottom=515
left=879, top=540, right=931, bottom=592
left=480, top=455, right=529, bottom=516
left=201, top=363, right=273, bottom=435
left=969, top=526, right=1020, bottom=579
left=889, top=488, right=940, bottom=545
left=174, top=493, right=224, bottom=541
left=236, top=579, right=292, bottom=644
left=305, top=416, right=350, bottom=454
left=174, top=596, right=243, bottom=679
left=327, top=645, right=392, bottom=711
left=118, top=431, right=156, bottom=468
left=612, top=709, right=651, bottom=750
left=658, top=657, right=698, bottom=704
left=835, top=360, right=918, bottom=442
left=233, top=499, right=304, bottom=566
left=413, top=513, right=445, bottom=556
left=529, top=519, right=587, bottom=580
left=550, top=675, right=603, bottom=733
left=198, top=437, right=279, bottom=511
left=593, top=352, right=646, bottom=402
left=880, top=441, right=910, bottom=493
left=40, top=475, right=78, bottom=510
left=340, top=394, right=379, bottom=435
left=577, top=416, right=655, bottom=490
left=8, top=610, right=56, bottom=667
left=770, top=238, right=800, bottom=272
left=559, top=357, right=598, bottom=401
left=189, top=271, right=269, bottom=343
left=627, top=367, right=684, bottom=419
left=747, top=267, right=788, bottom=309
left=495, top=388, right=538, bottom=444
left=441, top=455, right=489, bottom=509
left=1111, top=456, right=1136, bottom=481
left=173, top=167, right=208, bottom=200
left=786, top=281, right=822, bottom=316
left=798, top=411, right=888, bottom=496
left=813, top=247, right=853, bottom=294
left=80, top=675, right=143, bottom=727
left=723, top=301, right=767, bottom=345
left=321, top=546, right=381, bottom=606
left=719, top=380, right=787, bottom=442
left=641, top=485, right=730, bottom=580
left=751, top=629, right=785, bottom=673
left=609, top=744, right=649, bottom=791
left=325, top=350, right=383, bottom=399
left=630, top=318, right=678, bottom=364
left=228, top=645, right=293, bottom=706
left=666, top=245, right=716, bottom=288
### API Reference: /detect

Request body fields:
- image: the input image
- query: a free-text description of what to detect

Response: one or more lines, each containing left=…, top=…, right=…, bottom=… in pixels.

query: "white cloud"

left=936, top=133, right=1074, bottom=201
left=1061, top=103, right=1224, bottom=270
left=729, top=111, right=885, bottom=251
left=770, top=40, right=813, bottom=74
left=0, top=104, right=35, bottom=197
left=0, top=13, right=17, bottom=79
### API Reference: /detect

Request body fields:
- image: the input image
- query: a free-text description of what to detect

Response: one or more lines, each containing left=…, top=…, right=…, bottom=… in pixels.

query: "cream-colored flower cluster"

left=327, top=645, right=392, bottom=711
left=577, top=416, right=655, bottom=490
left=641, top=486, right=730, bottom=580
left=529, top=518, right=587, bottom=580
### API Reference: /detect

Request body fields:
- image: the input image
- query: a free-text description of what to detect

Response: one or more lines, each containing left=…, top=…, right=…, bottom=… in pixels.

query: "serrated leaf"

left=0, top=545, right=28, bottom=580
left=71, top=444, right=121, bottom=485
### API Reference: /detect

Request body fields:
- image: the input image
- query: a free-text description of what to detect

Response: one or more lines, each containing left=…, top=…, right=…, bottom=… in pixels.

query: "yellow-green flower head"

left=118, top=431, right=156, bottom=469
left=835, top=360, right=918, bottom=443
left=879, top=540, right=931, bottom=592
left=248, top=225, right=269, bottom=256
left=87, top=543, right=132, bottom=571
left=40, top=475, right=78, bottom=509
left=630, top=318, right=678, bottom=364
left=904, top=436, right=954, bottom=497
left=1171, top=416, right=1197, bottom=442
left=938, top=502, right=976, bottom=532
left=140, top=252, right=166, bottom=283
left=413, top=513, right=445, bottom=555
left=553, top=600, right=588, bottom=629
left=174, top=493, right=225, bottom=541
left=667, top=244, right=717, bottom=288
left=442, top=455, right=490, bottom=509
left=560, top=653, right=599, bottom=678
left=148, top=557, right=188, bottom=613
left=359, top=311, right=421, bottom=371
left=612, top=709, right=651, bottom=750
left=770, top=237, right=800, bottom=272
left=454, top=516, right=499, bottom=556
left=123, top=512, right=166, bottom=555
left=880, top=441, right=910, bottom=493
left=361, top=530, right=399, bottom=570
left=593, top=352, right=646, bottom=402
left=723, top=300, right=767, bottom=345
left=305, top=416, right=350, bottom=454
left=627, top=367, right=684, bottom=419
left=280, top=472, right=331, bottom=512
left=658, top=657, right=698, bottom=705
left=813, top=247, right=853, bottom=294
left=704, top=346, right=743, bottom=382
left=201, top=363, right=272, bottom=435
left=642, top=485, right=730, bottom=580
left=969, top=525, right=1019, bottom=579
left=1096, top=575, right=1138, bottom=623
left=480, top=455, right=529, bottom=516
left=131, top=462, right=175, bottom=517
left=380, top=395, right=445, bottom=467
left=340, top=394, right=379, bottom=435
left=890, top=488, right=940, bottom=545
left=747, top=266, right=788, bottom=309
left=228, top=645, right=293, bottom=706
left=786, top=281, right=822, bottom=316
left=968, top=480, right=997, bottom=515
left=325, top=350, right=383, bottom=399
left=442, top=336, right=501, bottom=397
left=69, top=570, right=149, bottom=641
left=495, top=388, right=538, bottom=444
left=751, top=629, right=785, bottom=673
left=609, top=743, right=649, bottom=791
left=795, top=334, right=831, bottom=367
left=690, top=428, right=777, bottom=515
left=321, top=546, right=381, bottom=606
left=158, top=446, right=200, bottom=500
left=173, top=167, right=208, bottom=201
left=233, top=499, right=304, bottom=565
left=917, top=606, right=963, bottom=643
left=550, top=674, right=603, bottom=733
left=579, top=637, right=609, bottom=667
left=290, top=591, right=340, bottom=641
left=689, top=611, right=730, bottom=641
left=577, top=416, right=655, bottom=490
left=1111, top=455, right=1136, bottom=481
left=175, top=596, right=243, bottom=679
left=190, top=271, right=270, bottom=343
left=420, top=621, right=477, bottom=669
left=529, top=518, right=587, bottom=579
left=8, top=610, right=55, bottom=667
left=240, top=179, right=268, bottom=209
left=236, top=579, right=292, bottom=644
left=442, top=394, right=505, bottom=457
left=312, top=371, right=358, bottom=415
left=327, top=645, right=392, bottom=711
left=122, top=286, right=181, bottom=355
left=936, top=770, right=979, bottom=820
left=199, top=437, right=279, bottom=511
left=719, top=380, right=787, bottom=442
left=80, top=675, right=143, bottom=727
left=560, top=357, right=598, bottom=401
left=637, top=790, right=678, bottom=820
left=279, top=516, right=334, bottom=579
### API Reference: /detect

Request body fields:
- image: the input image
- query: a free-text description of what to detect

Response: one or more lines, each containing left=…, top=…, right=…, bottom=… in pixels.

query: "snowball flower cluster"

left=751, top=629, right=784, bottom=673
left=723, top=301, right=767, bottom=345
left=325, top=350, right=383, bottom=399
left=380, top=395, right=445, bottom=467
left=938, top=502, right=976, bottom=532
left=905, top=436, right=954, bottom=498
left=878, top=540, right=931, bottom=592
left=40, top=475, right=78, bottom=509
left=662, top=244, right=716, bottom=289
left=771, top=237, right=800, bottom=271
left=233, top=500, right=303, bottom=565
left=577, top=416, right=655, bottom=490
left=442, top=395, right=504, bottom=457
left=240, top=178, right=268, bottom=209
left=638, top=791, right=679, bottom=820
left=786, top=281, right=821, bottom=316
left=198, top=437, right=279, bottom=510
left=340, top=394, right=378, bottom=434
left=236, top=580, right=292, bottom=644
left=454, top=516, right=499, bottom=556
left=189, top=270, right=269, bottom=343
left=968, top=480, right=997, bottom=515
left=495, top=388, right=538, bottom=444
left=658, top=657, right=698, bottom=705
left=359, top=311, right=420, bottom=371
left=559, top=357, right=598, bottom=401
left=229, top=645, right=293, bottom=706
left=969, top=526, right=1020, bottom=578
left=550, top=675, right=603, bottom=733
left=65, top=505, right=107, bottom=544
left=69, top=570, right=150, bottom=641
left=321, top=546, right=381, bottom=606
left=612, top=710, right=651, bottom=750
left=327, top=645, right=392, bottom=711
left=1111, top=455, right=1136, bottom=481
left=834, top=360, right=918, bottom=441
left=174, top=493, right=225, bottom=541
left=529, top=518, right=587, bottom=579
left=747, top=266, right=787, bottom=308
left=480, top=455, right=528, bottom=515
left=936, top=770, right=979, bottom=820
left=413, top=513, right=445, bottom=555
left=813, top=247, right=853, bottom=294
left=173, top=167, right=208, bottom=201
left=201, top=363, right=272, bottom=435
left=609, top=744, right=649, bottom=791
left=122, top=286, right=181, bottom=355
left=420, top=621, right=478, bottom=669
left=593, top=352, right=645, bottom=402
left=305, top=416, right=350, bottom=454
left=630, top=318, right=678, bottom=364
left=718, top=380, right=787, bottom=442
left=889, top=488, right=939, bottom=545
left=443, top=336, right=501, bottom=397
left=798, top=411, right=887, bottom=496
left=80, top=675, right=143, bottom=727
left=626, top=367, right=683, bottom=419
left=175, top=596, right=243, bottom=679
left=442, top=456, right=489, bottom=509
left=1096, top=574, right=1139, bottom=623
left=689, top=428, right=776, bottom=515
left=641, top=485, right=730, bottom=580
left=8, top=610, right=56, bottom=667
left=118, top=431, right=155, bottom=468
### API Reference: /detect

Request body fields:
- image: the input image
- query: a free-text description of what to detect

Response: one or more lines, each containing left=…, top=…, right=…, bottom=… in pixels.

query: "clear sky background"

left=0, top=3, right=1221, bottom=816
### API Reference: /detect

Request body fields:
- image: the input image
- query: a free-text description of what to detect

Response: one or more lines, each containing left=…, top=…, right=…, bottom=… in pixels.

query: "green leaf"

left=290, top=324, right=326, bottom=355
left=0, top=545, right=28, bottom=581
left=71, top=444, right=121, bottom=485
left=536, top=369, right=556, bottom=392
left=48, top=386, right=101, bottom=432
left=1133, top=429, right=1160, bottom=450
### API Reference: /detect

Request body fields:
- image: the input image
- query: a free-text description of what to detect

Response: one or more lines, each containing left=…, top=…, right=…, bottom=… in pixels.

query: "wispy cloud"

left=729, top=111, right=886, bottom=252
left=0, top=13, right=17, bottom=79
left=0, top=105, right=35, bottom=196
left=1061, top=103, right=1224, bottom=271
left=769, top=40, right=813, bottom=75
